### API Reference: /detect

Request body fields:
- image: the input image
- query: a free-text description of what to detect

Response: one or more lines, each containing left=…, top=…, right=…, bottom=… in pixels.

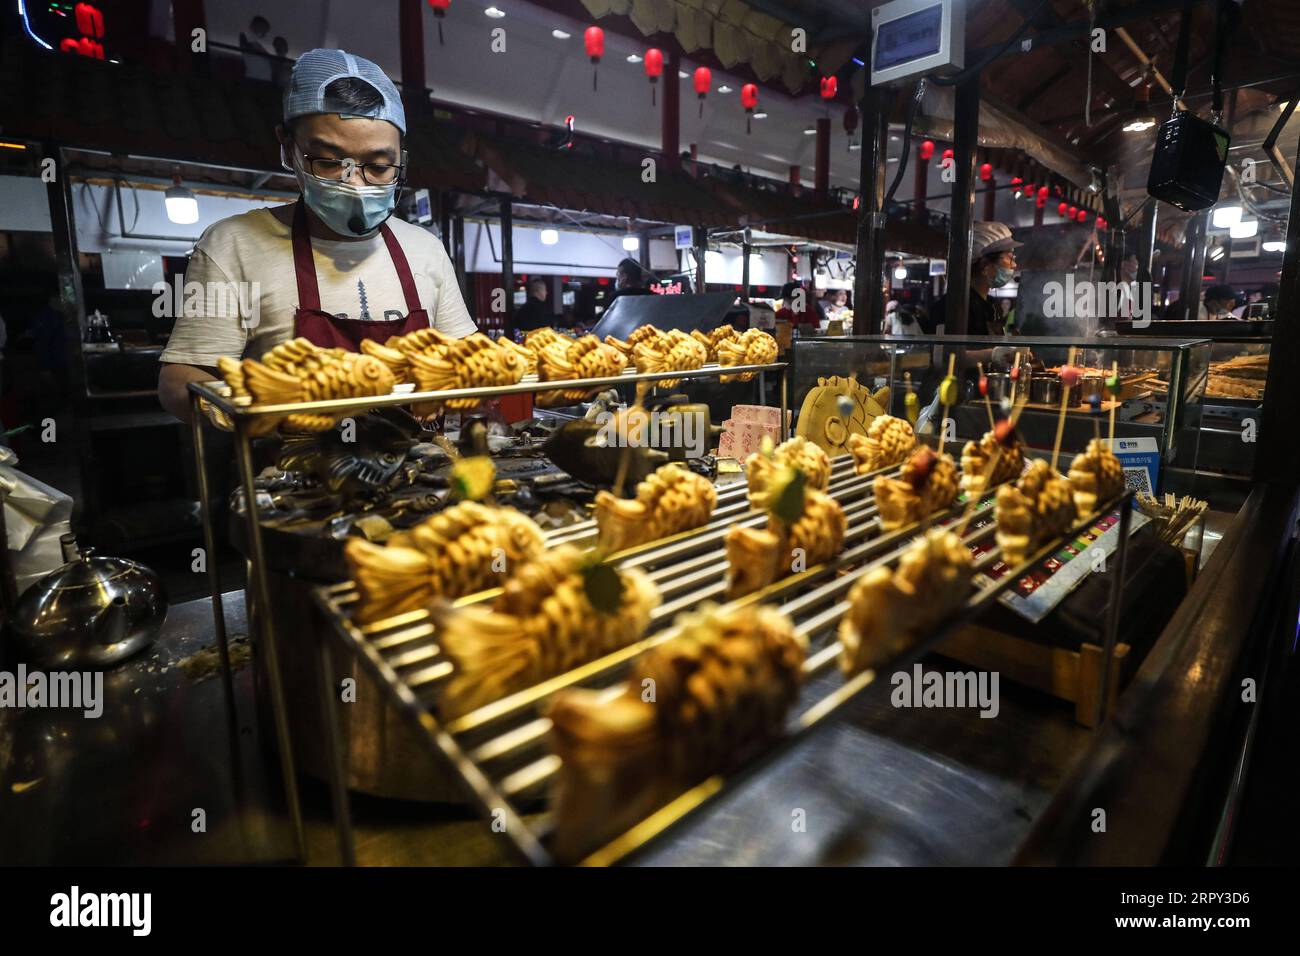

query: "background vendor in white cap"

left=924, top=221, right=1022, bottom=337
left=158, top=48, right=476, bottom=422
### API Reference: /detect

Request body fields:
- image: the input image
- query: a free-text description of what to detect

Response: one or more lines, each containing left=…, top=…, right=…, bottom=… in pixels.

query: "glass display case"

left=791, top=335, right=1214, bottom=496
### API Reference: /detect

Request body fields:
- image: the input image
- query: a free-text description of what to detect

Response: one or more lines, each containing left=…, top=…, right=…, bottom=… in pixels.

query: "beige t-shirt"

left=159, top=205, right=477, bottom=367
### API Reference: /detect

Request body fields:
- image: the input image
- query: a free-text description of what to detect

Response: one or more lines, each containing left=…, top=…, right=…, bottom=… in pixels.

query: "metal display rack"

left=185, top=360, right=789, bottom=861
left=308, top=452, right=1134, bottom=865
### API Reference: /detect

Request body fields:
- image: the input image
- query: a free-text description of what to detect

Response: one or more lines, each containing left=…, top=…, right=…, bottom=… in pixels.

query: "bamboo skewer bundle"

left=547, top=602, right=805, bottom=862
left=838, top=529, right=973, bottom=677
left=1136, top=492, right=1209, bottom=546
left=343, top=501, right=546, bottom=624
left=595, top=463, right=718, bottom=553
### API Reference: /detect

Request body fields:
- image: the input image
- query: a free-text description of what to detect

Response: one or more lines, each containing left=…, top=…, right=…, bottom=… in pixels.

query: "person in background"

left=1231, top=289, right=1264, bottom=319
left=822, top=288, right=850, bottom=324
left=512, top=277, right=552, bottom=332
left=611, top=257, right=654, bottom=300
left=889, top=303, right=923, bottom=336
left=925, top=221, right=1021, bottom=336
left=272, top=36, right=292, bottom=88
left=240, top=15, right=273, bottom=82
left=1201, top=284, right=1238, bottom=319
left=776, top=281, right=821, bottom=331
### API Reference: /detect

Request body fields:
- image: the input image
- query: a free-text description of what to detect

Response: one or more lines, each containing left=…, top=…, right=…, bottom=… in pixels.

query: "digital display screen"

left=874, top=6, right=944, bottom=72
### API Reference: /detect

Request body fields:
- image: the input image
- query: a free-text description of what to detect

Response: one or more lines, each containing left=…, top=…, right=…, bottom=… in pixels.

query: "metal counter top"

left=0, top=593, right=1093, bottom=866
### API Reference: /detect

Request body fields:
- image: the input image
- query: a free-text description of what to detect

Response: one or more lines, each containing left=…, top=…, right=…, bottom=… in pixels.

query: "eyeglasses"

left=293, top=144, right=404, bottom=186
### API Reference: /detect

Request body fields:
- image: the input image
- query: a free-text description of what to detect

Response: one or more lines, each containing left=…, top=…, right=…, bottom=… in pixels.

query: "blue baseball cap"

left=283, top=48, right=406, bottom=134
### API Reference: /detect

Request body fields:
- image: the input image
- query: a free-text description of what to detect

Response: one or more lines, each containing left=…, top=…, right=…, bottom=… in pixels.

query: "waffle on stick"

left=690, top=324, right=740, bottom=361
left=744, top=436, right=831, bottom=501
left=495, top=335, right=538, bottom=375
left=873, top=447, right=961, bottom=532
left=1067, top=438, right=1124, bottom=517
left=717, top=328, right=778, bottom=382
left=960, top=427, right=1025, bottom=494
left=595, top=463, right=718, bottom=553
left=994, top=459, right=1079, bottom=568
left=343, top=501, right=546, bottom=624
left=547, top=603, right=805, bottom=863
left=838, top=529, right=972, bottom=677
left=603, top=324, right=661, bottom=354
left=725, top=474, right=846, bottom=598
left=435, top=546, right=660, bottom=718
left=847, top=414, right=916, bottom=474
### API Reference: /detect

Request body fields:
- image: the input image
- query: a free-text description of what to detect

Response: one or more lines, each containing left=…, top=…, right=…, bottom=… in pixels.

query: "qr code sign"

left=1123, top=466, right=1152, bottom=495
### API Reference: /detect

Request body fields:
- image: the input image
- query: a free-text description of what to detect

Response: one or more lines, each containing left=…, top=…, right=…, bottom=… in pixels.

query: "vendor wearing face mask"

left=924, top=221, right=1022, bottom=337
left=158, top=49, right=476, bottom=422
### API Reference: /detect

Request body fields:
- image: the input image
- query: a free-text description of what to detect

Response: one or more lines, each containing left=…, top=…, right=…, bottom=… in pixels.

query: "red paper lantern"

left=60, top=37, right=79, bottom=54
left=75, top=3, right=104, bottom=40
left=644, top=47, right=663, bottom=105
left=1010, top=176, right=1023, bottom=186
left=1037, top=186, right=1049, bottom=202
left=1058, top=201, right=1068, bottom=216
left=919, top=140, right=935, bottom=161
left=693, top=66, right=712, bottom=117
left=1067, top=205, right=1078, bottom=218
left=1097, top=216, right=1108, bottom=230
left=979, top=163, right=992, bottom=181
left=1076, top=209, right=1088, bottom=222
left=1024, top=183, right=1037, bottom=201
left=819, top=76, right=838, bottom=100
left=741, top=83, right=759, bottom=134
left=584, top=26, right=604, bottom=90
left=1036, top=195, right=1046, bottom=209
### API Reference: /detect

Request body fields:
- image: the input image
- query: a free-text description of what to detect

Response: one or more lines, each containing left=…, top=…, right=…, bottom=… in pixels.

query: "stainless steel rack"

left=309, top=450, right=1135, bottom=866
left=185, top=359, right=789, bottom=861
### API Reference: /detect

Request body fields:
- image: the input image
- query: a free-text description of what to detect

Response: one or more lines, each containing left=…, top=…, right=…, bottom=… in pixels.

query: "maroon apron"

left=290, top=202, right=430, bottom=350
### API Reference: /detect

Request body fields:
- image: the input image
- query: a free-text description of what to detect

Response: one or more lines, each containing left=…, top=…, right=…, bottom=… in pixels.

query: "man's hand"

left=158, top=362, right=221, bottom=423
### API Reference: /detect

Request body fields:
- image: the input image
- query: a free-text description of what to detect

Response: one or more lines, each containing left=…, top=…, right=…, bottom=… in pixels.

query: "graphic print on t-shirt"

left=357, top=279, right=372, bottom=321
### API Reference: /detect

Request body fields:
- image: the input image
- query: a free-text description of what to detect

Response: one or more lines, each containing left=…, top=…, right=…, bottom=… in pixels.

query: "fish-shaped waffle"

left=848, top=414, right=916, bottom=475
left=594, top=463, right=718, bottom=553
left=959, top=428, right=1024, bottom=494
left=536, top=335, right=627, bottom=406
left=838, top=529, right=973, bottom=676
left=717, top=328, right=778, bottom=381
left=726, top=473, right=846, bottom=597
left=548, top=603, right=805, bottom=862
left=994, top=459, right=1078, bottom=568
left=873, top=446, right=960, bottom=531
left=406, top=333, right=527, bottom=408
left=744, top=435, right=831, bottom=502
left=1067, top=439, right=1124, bottom=517
left=632, top=328, right=707, bottom=388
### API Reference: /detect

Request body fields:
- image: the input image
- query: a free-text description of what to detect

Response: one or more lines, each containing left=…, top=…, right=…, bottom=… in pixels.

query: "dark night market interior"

left=0, top=0, right=1298, bottom=878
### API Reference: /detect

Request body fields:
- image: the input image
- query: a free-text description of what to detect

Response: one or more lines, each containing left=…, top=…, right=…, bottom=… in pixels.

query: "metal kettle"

left=7, top=537, right=168, bottom=668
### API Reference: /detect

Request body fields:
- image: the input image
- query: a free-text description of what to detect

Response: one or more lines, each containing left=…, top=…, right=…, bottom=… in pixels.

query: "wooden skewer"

left=1050, top=347, right=1077, bottom=474
left=1010, top=351, right=1022, bottom=406
left=939, top=353, right=956, bottom=457
left=1108, top=359, right=1119, bottom=446
left=977, top=362, right=995, bottom=430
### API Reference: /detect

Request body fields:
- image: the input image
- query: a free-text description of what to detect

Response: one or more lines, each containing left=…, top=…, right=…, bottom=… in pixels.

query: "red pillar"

left=662, top=49, right=681, bottom=171
left=814, top=117, right=831, bottom=198
left=172, top=0, right=206, bottom=75
left=399, top=0, right=426, bottom=114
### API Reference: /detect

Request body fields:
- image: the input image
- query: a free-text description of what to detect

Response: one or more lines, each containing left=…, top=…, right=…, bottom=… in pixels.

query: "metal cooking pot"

left=8, top=547, right=167, bottom=668
left=985, top=373, right=1011, bottom=402
left=1030, top=375, right=1062, bottom=405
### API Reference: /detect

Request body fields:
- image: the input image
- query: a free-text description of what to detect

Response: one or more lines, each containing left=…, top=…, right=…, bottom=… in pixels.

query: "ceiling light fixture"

left=718, top=85, right=732, bottom=93
left=894, top=265, right=908, bottom=281
left=1211, top=205, right=1243, bottom=229
left=1122, top=118, right=1156, bottom=133
left=164, top=174, right=199, bottom=225
left=753, top=110, right=768, bottom=120
left=626, top=54, right=642, bottom=63
left=484, top=6, right=506, bottom=18
left=622, top=234, right=641, bottom=251
left=1229, top=219, right=1258, bottom=239
left=551, top=29, right=570, bottom=39
left=1263, top=239, right=1287, bottom=252
left=540, top=228, right=559, bottom=245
